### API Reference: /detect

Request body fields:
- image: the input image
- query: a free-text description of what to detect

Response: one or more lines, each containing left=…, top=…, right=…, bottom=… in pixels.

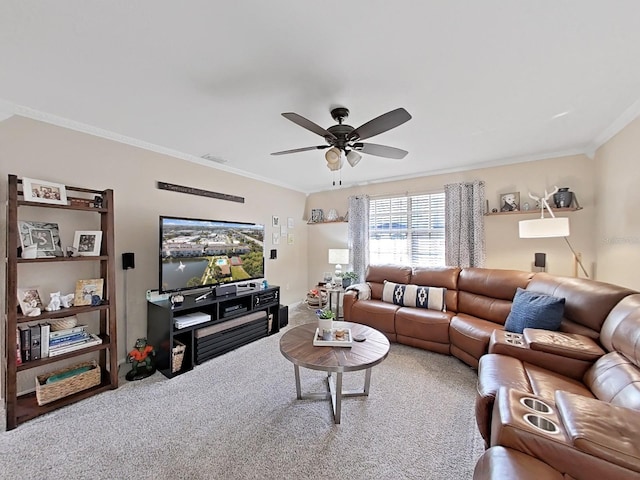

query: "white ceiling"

left=2, top=1, right=640, bottom=193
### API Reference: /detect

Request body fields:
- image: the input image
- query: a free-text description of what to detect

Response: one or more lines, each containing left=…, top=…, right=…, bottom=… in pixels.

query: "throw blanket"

left=346, top=282, right=371, bottom=300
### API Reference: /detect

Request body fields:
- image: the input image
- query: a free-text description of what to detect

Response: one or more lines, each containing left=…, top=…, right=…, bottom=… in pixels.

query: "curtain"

left=347, top=195, right=370, bottom=283
left=444, top=180, right=486, bottom=267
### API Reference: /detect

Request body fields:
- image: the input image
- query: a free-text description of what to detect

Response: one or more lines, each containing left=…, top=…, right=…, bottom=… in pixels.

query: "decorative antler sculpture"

left=528, top=186, right=559, bottom=218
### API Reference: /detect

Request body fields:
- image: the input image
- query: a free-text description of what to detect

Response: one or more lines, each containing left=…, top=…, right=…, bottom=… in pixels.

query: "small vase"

left=317, top=317, right=333, bottom=334
left=553, top=188, right=573, bottom=208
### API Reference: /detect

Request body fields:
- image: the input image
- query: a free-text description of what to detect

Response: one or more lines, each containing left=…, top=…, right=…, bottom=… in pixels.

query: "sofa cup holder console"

left=504, top=332, right=525, bottom=346
left=523, top=413, right=560, bottom=434
left=520, top=397, right=553, bottom=414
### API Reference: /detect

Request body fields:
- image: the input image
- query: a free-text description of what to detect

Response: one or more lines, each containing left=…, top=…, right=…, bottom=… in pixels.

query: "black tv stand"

left=147, top=286, right=280, bottom=378
left=194, top=289, right=213, bottom=302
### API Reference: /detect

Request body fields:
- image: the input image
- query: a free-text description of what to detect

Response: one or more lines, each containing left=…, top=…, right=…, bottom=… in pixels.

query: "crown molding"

left=0, top=98, right=15, bottom=122
left=589, top=95, right=640, bottom=153
left=0, top=100, right=307, bottom=194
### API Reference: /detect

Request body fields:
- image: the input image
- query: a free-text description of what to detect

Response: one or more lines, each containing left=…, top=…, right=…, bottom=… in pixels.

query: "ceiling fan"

left=271, top=107, right=412, bottom=170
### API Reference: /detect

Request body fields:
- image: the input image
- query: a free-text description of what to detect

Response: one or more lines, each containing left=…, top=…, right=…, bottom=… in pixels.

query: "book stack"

left=16, top=324, right=102, bottom=362
left=49, top=326, right=102, bottom=357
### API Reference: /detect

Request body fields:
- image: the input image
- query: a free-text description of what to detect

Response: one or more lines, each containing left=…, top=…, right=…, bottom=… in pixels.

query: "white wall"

left=594, top=116, right=640, bottom=291
left=0, top=117, right=309, bottom=374
left=305, top=154, right=598, bottom=287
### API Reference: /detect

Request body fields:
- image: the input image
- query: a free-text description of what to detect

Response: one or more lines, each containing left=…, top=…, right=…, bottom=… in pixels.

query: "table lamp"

left=328, top=248, right=350, bottom=283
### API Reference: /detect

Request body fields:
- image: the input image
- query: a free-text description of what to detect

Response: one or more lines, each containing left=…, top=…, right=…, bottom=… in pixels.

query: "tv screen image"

left=159, top=216, right=265, bottom=293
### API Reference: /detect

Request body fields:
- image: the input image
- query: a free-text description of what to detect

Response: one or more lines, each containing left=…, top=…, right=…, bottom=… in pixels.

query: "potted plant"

left=316, top=308, right=336, bottom=334
left=341, top=271, right=359, bottom=288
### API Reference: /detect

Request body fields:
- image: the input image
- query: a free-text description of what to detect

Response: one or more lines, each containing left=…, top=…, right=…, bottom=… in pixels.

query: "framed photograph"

left=73, top=231, right=102, bottom=256
left=272, top=232, right=280, bottom=245
left=499, top=192, right=520, bottom=212
left=287, top=217, right=294, bottom=229
left=17, top=287, right=44, bottom=316
left=17, top=221, right=64, bottom=257
left=22, top=177, right=68, bottom=205
left=287, top=233, right=294, bottom=245
left=310, top=209, right=324, bottom=223
left=74, top=278, right=104, bottom=306
left=280, top=224, right=287, bottom=235
left=272, top=215, right=279, bottom=227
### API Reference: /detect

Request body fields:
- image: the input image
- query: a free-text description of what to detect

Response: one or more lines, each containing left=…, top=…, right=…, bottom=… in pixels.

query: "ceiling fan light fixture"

left=346, top=150, right=362, bottom=167
left=325, top=147, right=341, bottom=165
left=327, top=157, right=344, bottom=171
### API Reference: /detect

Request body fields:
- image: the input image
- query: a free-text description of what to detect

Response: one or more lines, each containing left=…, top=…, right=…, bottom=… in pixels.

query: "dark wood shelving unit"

left=4, top=174, right=118, bottom=430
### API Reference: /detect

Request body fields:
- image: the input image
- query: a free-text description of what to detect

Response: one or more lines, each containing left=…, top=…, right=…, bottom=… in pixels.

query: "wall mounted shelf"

left=485, top=207, right=582, bottom=217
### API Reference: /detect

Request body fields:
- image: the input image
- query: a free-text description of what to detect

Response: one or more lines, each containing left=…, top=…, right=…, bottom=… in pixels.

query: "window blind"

left=369, top=192, right=445, bottom=266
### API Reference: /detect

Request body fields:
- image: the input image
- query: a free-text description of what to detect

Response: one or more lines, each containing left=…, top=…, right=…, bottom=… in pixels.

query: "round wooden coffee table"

left=279, top=321, right=390, bottom=424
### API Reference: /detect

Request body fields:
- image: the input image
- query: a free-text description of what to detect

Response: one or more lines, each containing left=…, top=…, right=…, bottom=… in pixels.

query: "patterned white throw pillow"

left=382, top=280, right=446, bottom=311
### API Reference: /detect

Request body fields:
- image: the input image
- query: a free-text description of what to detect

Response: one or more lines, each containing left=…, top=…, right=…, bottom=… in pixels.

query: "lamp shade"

left=346, top=150, right=362, bottom=167
left=325, top=147, right=341, bottom=165
left=519, top=217, right=570, bottom=238
left=328, top=248, right=349, bottom=265
left=326, top=157, right=344, bottom=171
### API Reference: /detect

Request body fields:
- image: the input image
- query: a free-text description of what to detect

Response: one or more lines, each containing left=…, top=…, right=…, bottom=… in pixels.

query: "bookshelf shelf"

left=4, top=174, right=118, bottom=430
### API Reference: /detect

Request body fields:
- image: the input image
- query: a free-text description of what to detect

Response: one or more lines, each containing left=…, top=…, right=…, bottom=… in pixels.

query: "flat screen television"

left=159, top=215, right=265, bottom=294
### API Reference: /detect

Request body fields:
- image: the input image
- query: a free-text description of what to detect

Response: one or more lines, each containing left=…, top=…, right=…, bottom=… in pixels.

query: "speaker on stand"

left=122, top=252, right=135, bottom=375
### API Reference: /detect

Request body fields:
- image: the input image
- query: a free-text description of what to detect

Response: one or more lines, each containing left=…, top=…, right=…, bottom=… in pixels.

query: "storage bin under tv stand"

left=147, top=286, right=280, bottom=378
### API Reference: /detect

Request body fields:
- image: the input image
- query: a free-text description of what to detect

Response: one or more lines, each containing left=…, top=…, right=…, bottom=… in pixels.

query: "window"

left=369, top=192, right=445, bottom=266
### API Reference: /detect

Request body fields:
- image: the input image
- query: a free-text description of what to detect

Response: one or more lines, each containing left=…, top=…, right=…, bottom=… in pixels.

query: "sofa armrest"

left=488, top=330, right=593, bottom=380
left=343, top=290, right=358, bottom=321
left=523, top=328, right=605, bottom=361
left=556, top=391, right=640, bottom=474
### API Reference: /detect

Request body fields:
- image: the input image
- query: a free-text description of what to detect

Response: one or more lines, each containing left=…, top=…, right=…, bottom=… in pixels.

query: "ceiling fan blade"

left=271, top=145, right=329, bottom=156
left=348, top=108, right=412, bottom=142
left=281, top=113, right=337, bottom=140
left=352, top=142, right=409, bottom=159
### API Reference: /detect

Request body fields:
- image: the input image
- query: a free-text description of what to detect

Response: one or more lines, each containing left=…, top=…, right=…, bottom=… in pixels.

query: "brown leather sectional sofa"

left=343, top=264, right=640, bottom=479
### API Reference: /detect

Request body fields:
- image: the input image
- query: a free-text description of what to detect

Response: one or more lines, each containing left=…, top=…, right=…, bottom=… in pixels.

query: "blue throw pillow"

left=504, top=288, right=565, bottom=334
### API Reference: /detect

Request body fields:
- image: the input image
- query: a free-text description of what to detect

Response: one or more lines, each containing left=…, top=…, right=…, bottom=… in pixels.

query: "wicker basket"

left=49, top=316, right=78, bottom=331
left=172, top=340, right=186, bottom=373
left=35, top=360, right=101, bottom=406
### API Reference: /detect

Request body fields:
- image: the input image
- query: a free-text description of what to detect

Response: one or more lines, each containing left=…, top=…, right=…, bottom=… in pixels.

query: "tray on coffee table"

left=313, top=327, right=353, bottom=347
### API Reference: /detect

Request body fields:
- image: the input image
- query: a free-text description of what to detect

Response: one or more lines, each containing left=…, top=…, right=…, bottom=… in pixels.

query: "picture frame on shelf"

left=499, top=192, right=520, bottom=212
left=74, top=278, right=104, bottom=306
left=22, top=177, right=68, bottom=205
left=73, top=230, right=102, bottom=256
left=17, top=220, right=64, bottom=257
left=17, top=287, right=44, bottom=316
left=310, top=208, right=324, bottom=223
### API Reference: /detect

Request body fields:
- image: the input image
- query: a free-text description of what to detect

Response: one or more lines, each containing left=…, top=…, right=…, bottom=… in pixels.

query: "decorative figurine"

left=60, top=293, right=74, bottom=308
left=126, top=338, right=156, bottom=381
left=46, top=292, right=62, bottom=311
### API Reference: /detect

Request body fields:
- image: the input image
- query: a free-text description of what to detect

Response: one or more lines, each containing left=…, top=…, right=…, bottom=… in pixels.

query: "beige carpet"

left=0, top=303, right=485, bottom=479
